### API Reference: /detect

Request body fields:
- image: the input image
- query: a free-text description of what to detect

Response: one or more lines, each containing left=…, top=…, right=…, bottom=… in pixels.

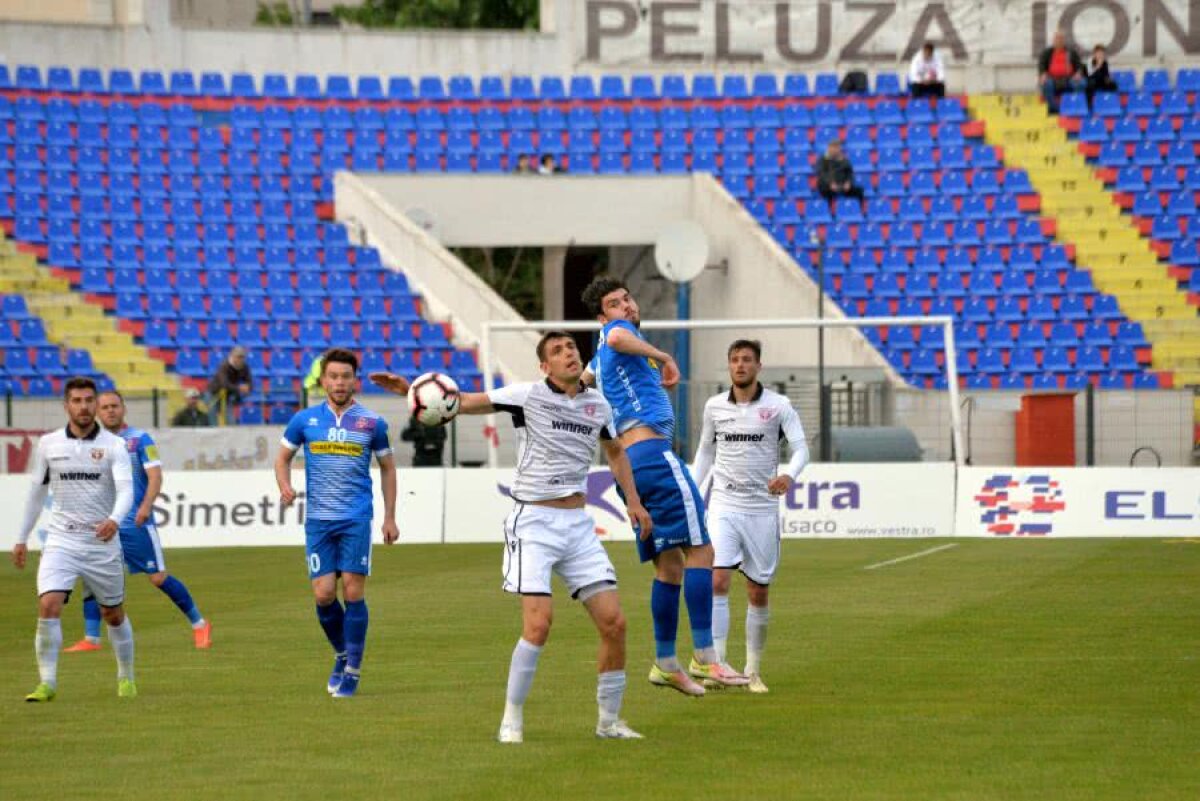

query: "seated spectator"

left=538, top=154, right=561, bottom=174
left=1039, top=30, right=1084, bottom=113
left=909, top=42, right=945, bottom=98
left=514, top=153, right=534, bottom=174
left=171, top=388, right=210, bottom=427
left=1085, top=44, right=1118, bottom=110
left=206, top=346, right=252, bottom=425
left=816, top=140, right=865, bottom=207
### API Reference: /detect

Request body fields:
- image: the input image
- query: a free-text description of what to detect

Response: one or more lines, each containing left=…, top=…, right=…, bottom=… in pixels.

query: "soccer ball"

left=408, top=372, right=461, bottom=427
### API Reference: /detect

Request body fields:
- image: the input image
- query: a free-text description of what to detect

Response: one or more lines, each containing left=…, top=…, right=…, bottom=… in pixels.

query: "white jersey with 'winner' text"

left=488, top=379, right=614, bottom=503
left=27, top=425, right=133, bottom=555
left=692, top=384, right=808, bottom=514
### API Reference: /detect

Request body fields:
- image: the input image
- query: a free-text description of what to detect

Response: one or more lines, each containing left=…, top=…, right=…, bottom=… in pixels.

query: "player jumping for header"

left=581, top=275, right=748, bottom=695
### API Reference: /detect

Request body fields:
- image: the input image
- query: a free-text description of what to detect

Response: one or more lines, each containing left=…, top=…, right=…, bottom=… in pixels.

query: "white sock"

left=712, top=594, right=731, bottom=663
left=745, top=605, right=769, bottom=675
left=502, top=638, right=542, bottom=727
left=596, top=670, right=626, bottom=727
left=35, top=618, right=62, bottom=688
left=107, top=617, right=135, bottom=682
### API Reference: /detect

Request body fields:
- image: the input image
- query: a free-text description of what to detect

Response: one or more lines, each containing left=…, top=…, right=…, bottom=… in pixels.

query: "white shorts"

left=502, top=503, right=618, bottom=599
left=709, top=509, right=781, bottom=586
left=37, top=546, right=125, bottom=607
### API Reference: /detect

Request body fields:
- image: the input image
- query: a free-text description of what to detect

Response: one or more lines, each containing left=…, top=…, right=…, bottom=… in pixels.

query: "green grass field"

left=1, top=539, right=1197, bottom=801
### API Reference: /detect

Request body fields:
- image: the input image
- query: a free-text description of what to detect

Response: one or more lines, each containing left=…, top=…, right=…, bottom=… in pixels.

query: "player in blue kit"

left=581, top=276, right=748, bottom=694
left=64, top=390, right=211, bottom=653
left=275, top=348, right=399, bottom=698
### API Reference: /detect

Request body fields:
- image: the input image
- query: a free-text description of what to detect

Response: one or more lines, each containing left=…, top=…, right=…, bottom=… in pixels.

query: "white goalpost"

left=478, top=316, right=964, bottom=468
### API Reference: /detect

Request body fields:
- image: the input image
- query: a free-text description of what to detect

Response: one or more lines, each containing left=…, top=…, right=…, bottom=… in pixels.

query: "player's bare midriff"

left=618, top=425, right=665, bottom=448
left=529, top=493, right=586, bottom=509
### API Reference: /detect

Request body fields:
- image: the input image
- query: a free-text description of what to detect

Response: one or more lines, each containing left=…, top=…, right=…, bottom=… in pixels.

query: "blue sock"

left=343, top=599, right=369, bottom=672
left=316, top=600, right=346, bottom=654
left=650, top=579, right=681, bottom=663
left=158, top=575, right=203, bottom=625
left=684, top=567, right=715, bottom=650
left=82, top=597, right=102, bottom=641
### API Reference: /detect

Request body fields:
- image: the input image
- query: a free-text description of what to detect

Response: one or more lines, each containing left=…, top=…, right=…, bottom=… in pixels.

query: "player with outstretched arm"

left=370, top=331, right=652, bottom=743
left=580, top=275, right=748, bottom=695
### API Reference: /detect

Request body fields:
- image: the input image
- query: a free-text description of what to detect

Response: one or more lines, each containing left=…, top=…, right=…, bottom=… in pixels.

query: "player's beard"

left=732, top=376, right=757, bottom=389
left=328, top=388, right=353, bottom=407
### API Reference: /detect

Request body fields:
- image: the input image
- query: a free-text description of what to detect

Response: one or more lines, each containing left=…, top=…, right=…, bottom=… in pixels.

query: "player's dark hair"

left=581, top=275, right=629, bottom=317
left=321, top=348, right=359, bottom=375
left=728, top=339, right=762, bottom=362
left=63, top=376, right=97, bottom=398
left=536, top=330, right=575, bottom=362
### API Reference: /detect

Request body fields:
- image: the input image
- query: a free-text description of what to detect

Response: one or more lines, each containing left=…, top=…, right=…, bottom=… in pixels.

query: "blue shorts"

left=305, top=519, right=372, bottom=579
left=621, top=438, right=709, bottom=563
left=118, top=524, right=166, bottom=575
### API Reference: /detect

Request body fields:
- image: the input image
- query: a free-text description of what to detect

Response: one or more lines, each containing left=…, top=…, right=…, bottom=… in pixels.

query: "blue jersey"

left=282, top=402, right=392, bottom=522
left=116, top=426, right=161, bottom=529
left=590, top=319, right=675, bottom=438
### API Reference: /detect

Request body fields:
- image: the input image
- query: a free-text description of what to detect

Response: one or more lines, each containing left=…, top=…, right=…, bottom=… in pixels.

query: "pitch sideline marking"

left=863, top=543, right=959, bottom=571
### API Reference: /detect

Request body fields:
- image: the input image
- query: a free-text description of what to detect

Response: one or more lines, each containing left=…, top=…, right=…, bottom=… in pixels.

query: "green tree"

left=333, top=0, right=538, bottom=30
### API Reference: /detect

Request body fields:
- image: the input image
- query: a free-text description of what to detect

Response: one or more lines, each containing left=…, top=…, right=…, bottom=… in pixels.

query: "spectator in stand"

left=514, top=153, right=534, bottom=174
left=171, top=388, right=210, bottom=427
left=206, top=346, right=253, bottom=425
left=1085, top=44, right=1118, bottom=110
left=816, top=140, right=865, bottom=208
left=1038, top=30, right=1084, bottom=113
left=909, top=42, right=945, bottom=98
left=538, top=154, right=561, bottom=174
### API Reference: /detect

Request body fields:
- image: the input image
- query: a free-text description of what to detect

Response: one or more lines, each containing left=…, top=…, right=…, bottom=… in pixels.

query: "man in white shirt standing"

left=909, top=42, right=946, bottom=98
left=11, top=377, right=136, bottom=702
left=691, top=341, right=809, bottom=694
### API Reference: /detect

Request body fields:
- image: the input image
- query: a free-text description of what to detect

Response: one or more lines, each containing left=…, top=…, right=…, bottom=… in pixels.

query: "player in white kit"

left=371, top=331, right=652, bottom=743
left=691, top=341, right=809, bottom=694
left=10, top=377, right=137, bottom=701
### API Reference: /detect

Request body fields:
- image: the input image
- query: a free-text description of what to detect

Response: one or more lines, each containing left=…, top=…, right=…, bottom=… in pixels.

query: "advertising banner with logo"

left=577, top=1, right=1199, bottom=69
left=0, top=469, right=445, bottom=551
left=444, top=463, right=956, bottom=543
left=956, top=467, right=1200, bottom=537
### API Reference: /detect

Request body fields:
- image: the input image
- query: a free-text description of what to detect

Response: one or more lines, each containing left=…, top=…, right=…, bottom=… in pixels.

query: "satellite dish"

left=654, top=221, right=708, bottom=283
left=405, top=207, right=439, bottom=240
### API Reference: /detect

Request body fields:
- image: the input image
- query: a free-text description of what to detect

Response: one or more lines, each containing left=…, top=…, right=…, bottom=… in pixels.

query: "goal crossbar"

left=480, top=316, right=963, bottom=467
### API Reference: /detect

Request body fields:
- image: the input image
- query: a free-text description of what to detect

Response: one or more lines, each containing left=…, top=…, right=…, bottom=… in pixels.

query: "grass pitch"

left=1, top=539, right=1197, bottom=801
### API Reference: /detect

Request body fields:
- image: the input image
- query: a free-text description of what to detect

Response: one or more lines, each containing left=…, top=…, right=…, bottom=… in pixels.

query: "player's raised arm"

left=12, top=439, right=49, bottom=568
left=456, top=392, right=496, bottom=415
left=367, top=371, right=410, bottom=396
left=605, top=324, right=680, bottom=388
left=690, top=401, right=718, bottom=491
left=600, top=437, right=652, bottom=540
